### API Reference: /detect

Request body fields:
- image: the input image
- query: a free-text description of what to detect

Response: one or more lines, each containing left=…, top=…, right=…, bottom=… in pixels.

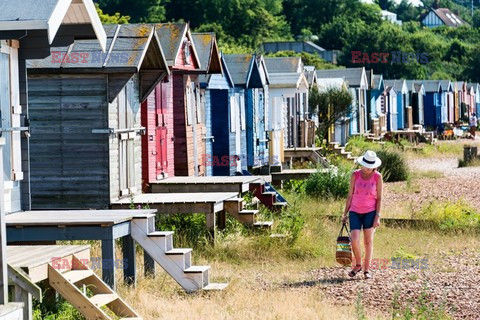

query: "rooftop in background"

left=264, top=57, right=303, bottom=74
left=360, top=0, right=423, bottom=6
left=422, top=7, right=467, bottom=27
left=261, top=41, right=339, bottom=64
left=316, top=67, right=367, bottom=88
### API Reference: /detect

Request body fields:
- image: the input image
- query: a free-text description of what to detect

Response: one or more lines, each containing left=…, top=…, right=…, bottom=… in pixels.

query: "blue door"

left=211, top=90, right=230, bottom=176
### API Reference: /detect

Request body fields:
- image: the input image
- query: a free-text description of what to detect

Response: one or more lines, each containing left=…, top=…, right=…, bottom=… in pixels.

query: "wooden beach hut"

left=155, top=23, right=205, bottom=177
left=423, top=80, right=442, bottom=128
left=384, top=79, right=408, bottom=130
left=191, top=33, right=223, bottom=176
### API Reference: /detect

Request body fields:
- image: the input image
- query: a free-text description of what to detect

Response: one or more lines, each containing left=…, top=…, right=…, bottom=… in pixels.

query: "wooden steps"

left=329, top=142, right=356, bottom=162
left=223, top=197, right=273, bottom=229
left=48, top=256, right=141, bottom=320
left=130, top=217, right=228, bottom=292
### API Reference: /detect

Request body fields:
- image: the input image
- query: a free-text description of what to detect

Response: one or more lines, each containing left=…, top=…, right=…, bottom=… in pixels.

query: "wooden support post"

left=143, top=253, right=156, bottom=277
left=0, top=138, right=7, bottom=304
left=14, top=285, right=31, bottom=320
left=122, top=236, right=136, bottom=286
left=101, top=239, right=115, bottom=289
left=206, top=212, right=216, bottom=238
left=217, top=210, right=226, bottom=230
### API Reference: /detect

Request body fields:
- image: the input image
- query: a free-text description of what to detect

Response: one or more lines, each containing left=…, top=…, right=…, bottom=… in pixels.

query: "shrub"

left=344, top=136, right=380, bottom=156
left=304, top=167, right=351, bottom=199
left=376, top=149, right=409, bottom=182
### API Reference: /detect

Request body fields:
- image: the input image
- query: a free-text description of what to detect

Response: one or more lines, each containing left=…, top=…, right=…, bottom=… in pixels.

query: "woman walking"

left=342, top=150, right=383, bottom=279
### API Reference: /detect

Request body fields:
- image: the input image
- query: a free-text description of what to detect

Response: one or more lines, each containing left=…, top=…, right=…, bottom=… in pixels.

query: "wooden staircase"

left=224, top=197, right=273, bottom=229
left=48, top=256, right=141, bottom=320
left=130, top=217, right=228, bottom=293
left=249, top=182, right=287, bottom=212
left=329, top=142, right=356, bottom=162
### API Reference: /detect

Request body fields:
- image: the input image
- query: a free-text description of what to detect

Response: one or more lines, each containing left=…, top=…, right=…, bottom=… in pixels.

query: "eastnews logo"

left=351, top=51, right=429, bottom=64
left=51, top=51, right=130, bottom=64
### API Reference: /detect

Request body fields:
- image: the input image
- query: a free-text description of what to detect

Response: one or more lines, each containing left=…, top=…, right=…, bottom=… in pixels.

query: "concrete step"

left=203, top=283, right=229, bottom=291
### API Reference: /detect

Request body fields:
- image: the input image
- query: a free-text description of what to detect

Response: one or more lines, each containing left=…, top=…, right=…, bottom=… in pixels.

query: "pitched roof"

left=264, top=57, right=303, bottom=74
left=27, top=24, right=168, bottom=102
left=268, top=72, right=308, bottom=89
left=315, top=68, right=366, bottom=88
left=430, top=8, right=467, bottom=27
left=384, top=79, right=407, bottom=94
left=304, top=66, right=317, bottom=86
left=372, top=74, right=383, bottom=90
left=0, top=0, right=106, bottom=51
left=223, top=54, right=254, bottom=86
left=422, top=80, right=442, bottom=92
left=316, top=77, right=346, bottom=91
left=191, top=32, right=222, bottom=74
left=439, top=80, right=452, bottom=91
left=155, top=23, right=200, bottom=68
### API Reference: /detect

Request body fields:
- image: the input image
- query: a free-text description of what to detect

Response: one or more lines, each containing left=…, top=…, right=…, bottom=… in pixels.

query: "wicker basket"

left=336, top=223, right=352, bottom=266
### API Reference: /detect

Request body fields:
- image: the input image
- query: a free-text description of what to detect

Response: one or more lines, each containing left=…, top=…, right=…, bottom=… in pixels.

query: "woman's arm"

left=342, top=172, right=355, bottom=223
left=374, top=173, right=383, bottom=227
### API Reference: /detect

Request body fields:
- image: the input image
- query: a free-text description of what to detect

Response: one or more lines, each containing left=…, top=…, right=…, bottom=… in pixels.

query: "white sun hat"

left=356, top=150, right=382, bottom=169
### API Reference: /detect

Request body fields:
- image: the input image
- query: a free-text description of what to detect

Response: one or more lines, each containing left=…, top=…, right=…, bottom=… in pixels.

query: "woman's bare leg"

left=363, top=228, right=375, bottom=271
left=350, top=229, right=362, bottom=267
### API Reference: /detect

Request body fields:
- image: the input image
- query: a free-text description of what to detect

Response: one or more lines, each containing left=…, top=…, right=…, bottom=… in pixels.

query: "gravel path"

left=383, top=157, right=480, bottom=215
left=289, top=250, right=480, bottom=319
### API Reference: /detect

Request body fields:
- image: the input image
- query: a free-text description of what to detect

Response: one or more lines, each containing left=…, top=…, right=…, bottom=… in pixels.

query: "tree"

left=310, top=86, right=353, bottom=143
left=97, top=0, right=165, bottom=23
left=95, top=3, right=130, bottom=24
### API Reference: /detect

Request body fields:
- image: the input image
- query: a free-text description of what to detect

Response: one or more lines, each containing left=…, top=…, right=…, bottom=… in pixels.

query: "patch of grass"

left=417, top=170, right=444, bottom=179
left=393, top=247, right=418, bottom=260
left=414, top=200, right=480, bottom=232
left=392, top=284, right=452, bottom=320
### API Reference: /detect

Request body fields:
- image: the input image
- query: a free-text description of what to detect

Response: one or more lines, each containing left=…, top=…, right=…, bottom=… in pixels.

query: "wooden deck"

left=111, top=192, right=239, bottom=214
left=150, top=176, right=263, bottom=194
left=271, top=169, right=330, bottom=184
left=7, top=245, right=90, bottom=283
left=6, top=210, right=156, bottom=289
left=5, top=209, right=156, bottom=227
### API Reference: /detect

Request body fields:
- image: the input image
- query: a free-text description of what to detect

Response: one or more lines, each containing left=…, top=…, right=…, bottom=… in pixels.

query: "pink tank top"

left=349, top=170, right=380, bottom=214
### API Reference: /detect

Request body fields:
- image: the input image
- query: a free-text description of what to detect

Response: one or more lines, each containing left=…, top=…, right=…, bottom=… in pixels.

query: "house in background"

left=381, top=10, right=402, bottom=25
left=421, top=7, right=467, bottom=28
left=261, top=41, right=339, bottom=64
left=316, top=68, right=368, bottom=137
left=384, top=79, right=408, bottom=130
left=156, top=23, right=204, bottom=177
left=27, top=24, right=167, bottom=209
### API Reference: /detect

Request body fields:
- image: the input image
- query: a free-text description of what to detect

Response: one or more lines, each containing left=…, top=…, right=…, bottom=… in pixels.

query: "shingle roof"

left=439, top=80, right=452, bottom=91
left=264, top=57, right=302, bottom=74
left=315, top=68, right=365, bottom=87
left=316, top=78, right=345, bottom=91
left=372, top=74, right=383, bottom=89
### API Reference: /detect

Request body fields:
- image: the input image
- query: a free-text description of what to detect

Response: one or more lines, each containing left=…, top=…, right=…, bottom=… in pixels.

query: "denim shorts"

left=349, top=211, right=376, bottom=230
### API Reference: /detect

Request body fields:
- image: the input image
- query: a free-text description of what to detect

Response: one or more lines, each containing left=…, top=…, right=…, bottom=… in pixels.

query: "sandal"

left=348, top=265, right=362, bottom=277
left=364, top=271, right=372, bottom=279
